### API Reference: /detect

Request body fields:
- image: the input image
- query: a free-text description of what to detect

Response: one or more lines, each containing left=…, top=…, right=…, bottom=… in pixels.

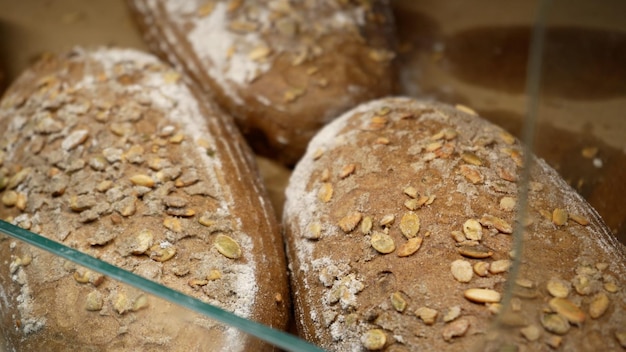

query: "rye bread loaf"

left=283, top=97, right=626, bottom=351
left=0, top=47, right=290, bottom=351
left=126, top=0, right=397, bottom=165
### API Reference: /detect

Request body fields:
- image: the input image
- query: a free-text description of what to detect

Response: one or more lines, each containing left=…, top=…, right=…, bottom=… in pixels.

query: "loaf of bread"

left=0, top=47, right=290, bottom=351
left=283, top=97, right=626, bottom=351
left=126, top=0, right=397, bottom=165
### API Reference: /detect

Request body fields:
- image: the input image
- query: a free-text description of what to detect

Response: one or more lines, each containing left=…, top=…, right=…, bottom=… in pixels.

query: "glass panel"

left=533, top=0, right=626, bottom=243
left=0, top=220, right=323, bottom=352
left=395, top=0, right=625, bottom=350
left=394, top=0, right=626, bottom=245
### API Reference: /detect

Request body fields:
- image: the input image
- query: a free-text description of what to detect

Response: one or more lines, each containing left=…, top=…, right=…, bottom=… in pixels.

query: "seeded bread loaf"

left=0, top=47, right=290, bottom=351
left=283, top=97, right=626, bottom=351
left=126, top=0, right=397, bottom=166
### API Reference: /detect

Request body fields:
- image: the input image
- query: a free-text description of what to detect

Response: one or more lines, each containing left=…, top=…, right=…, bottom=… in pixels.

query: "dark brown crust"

left=283, top=97, right=626, bottom=351
left=0, top=48, right=289, bottom=351
left=126, top=0, right=397, bottom=166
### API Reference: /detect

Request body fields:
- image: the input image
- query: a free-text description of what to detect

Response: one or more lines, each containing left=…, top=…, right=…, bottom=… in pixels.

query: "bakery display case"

left=0, top=0, right=624, bottom=351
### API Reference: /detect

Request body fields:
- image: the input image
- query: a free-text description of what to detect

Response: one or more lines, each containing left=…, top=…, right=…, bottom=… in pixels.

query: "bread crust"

left=126, top=0, right=397, bottom=165
left=0, top=48, right=289, bottom=351
left=283, top=97, right=626, bottom=351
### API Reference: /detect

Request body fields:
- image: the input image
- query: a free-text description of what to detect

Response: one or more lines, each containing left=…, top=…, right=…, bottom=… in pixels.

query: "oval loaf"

left=0, top=48, right=290, bottom=351
left=127, top=0, right=397, bottom=165
left=283, top=97, right=626, bottom=351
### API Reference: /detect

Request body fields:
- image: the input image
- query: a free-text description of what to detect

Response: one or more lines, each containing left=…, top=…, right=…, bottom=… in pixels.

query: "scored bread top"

left=0, top=47, right=289, bottom=351
left=127, top=0, right=397, bottom=165
left=283, top=97, right=626, bottom=351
